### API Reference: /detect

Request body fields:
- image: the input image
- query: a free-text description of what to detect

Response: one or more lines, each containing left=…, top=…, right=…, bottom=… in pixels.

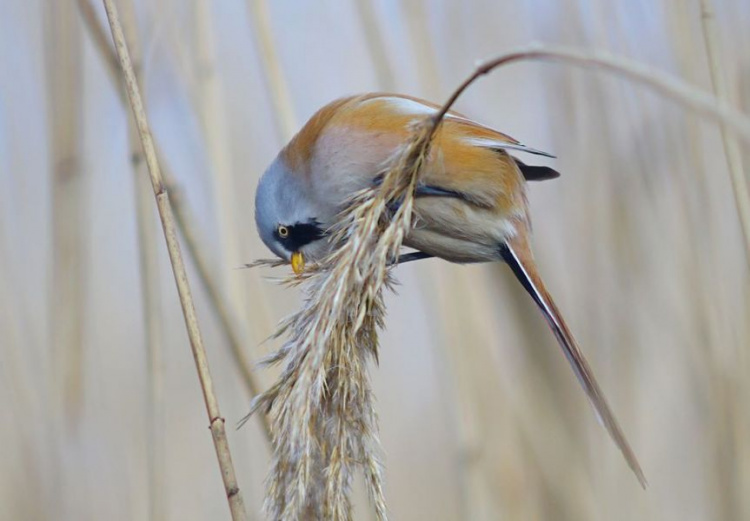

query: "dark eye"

left=277, top=225, right=289, bottom=238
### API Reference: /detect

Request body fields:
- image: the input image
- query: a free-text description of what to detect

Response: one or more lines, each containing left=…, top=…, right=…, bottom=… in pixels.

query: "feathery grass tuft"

left=243, top=118, right=439, bottom=520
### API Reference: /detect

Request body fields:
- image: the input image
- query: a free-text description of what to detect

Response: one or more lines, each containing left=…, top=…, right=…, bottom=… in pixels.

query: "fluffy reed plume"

left=243, top=119, right=439, bottom=520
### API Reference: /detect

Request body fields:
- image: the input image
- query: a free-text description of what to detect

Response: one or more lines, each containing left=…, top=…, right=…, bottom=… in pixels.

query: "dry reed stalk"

left=101, top=1, right=248, bottom=519
left=78, top=0, right=271, bottom=441
left=46, top=0, right=86, bottom=422
left=402, top=0, right=442, bottom=99
left=354, top=0, right=396, bottom=91
left=134, top=158, right=167, bottom=521
left=700, top=0, right=750, bottom=263
left=170, top=186, right=271, bottom=436
left=190, top=0, right=276, bottom=401
left=422, top=272, right=488, bottom=520
left=0, top=224, right=48, bottom=520
left=667, top=15, right=737, bottom=520
left=429, top=269, right=528, bottom=519
left=116, top=1, right=167, bottom=518
left=193, top=0, right=249, bottom=321
left=164, top=183, right=271, bottom=434
left=699, top=3, right=750, bottom=517
left=245, top=0, right=297, bottom=142
left=171, top=179, right=273, bottom=437
left=77, top=0, right=119, bottom=85
left=488, top=266, right=596, bottom=518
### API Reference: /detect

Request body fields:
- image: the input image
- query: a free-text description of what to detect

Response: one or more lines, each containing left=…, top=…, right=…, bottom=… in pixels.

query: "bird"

left=254, top=92, right=645, bottom=486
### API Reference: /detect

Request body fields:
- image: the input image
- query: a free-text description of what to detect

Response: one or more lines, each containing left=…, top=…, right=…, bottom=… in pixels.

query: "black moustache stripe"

left=275, top=221, right=326, bottom=251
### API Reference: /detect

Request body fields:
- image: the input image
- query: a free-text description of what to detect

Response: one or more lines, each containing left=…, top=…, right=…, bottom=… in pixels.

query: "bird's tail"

left=499, top=234, right=646, bottom=487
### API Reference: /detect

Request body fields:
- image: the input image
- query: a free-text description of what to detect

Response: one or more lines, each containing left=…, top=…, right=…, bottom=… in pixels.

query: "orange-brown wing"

left=422, top=121, right=528, bottom=211
left=351, top=95, right=559, bottom=209
left=299, top=94, right=555, bottom=211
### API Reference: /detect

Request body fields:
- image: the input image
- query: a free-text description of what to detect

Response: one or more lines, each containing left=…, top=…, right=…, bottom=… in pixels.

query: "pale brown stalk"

left=0, top=217, right=49, bottom=520
left=191, top=0, right=277, bottom=395
left=193, top=0, right=249, bottom=321
left=354, top=0, right=396, bottom=91
left=169, top=184, right=271, bottom=434
left=245, top=0, right=297, bottom=142
left=133, top=139, right=166, bottom=521
left=46, top=0, right=86, bottom=422
left=667, top=16, right=735, bottom=519
left=77, top=0, right=270, bottom=441
left=101, top=1, right=247, bottom=519
left=401, top=0, right=442, bottom=99
left=117, top=1, right=166, bottom=518
left=134, top=154, right=166, bottom=521
left=77, top=0, right=119, bottom=86
left=699, top=2, right=750, bottom=517
left=700, top=0, right=750, bottom=262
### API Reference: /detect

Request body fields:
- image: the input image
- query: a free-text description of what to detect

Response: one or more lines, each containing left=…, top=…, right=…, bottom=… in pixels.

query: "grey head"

left=254, top=156, right=330, bottom=263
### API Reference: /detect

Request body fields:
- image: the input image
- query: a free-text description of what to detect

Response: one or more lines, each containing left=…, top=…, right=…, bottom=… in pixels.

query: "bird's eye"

left=277, top=225, right=289, bottom=238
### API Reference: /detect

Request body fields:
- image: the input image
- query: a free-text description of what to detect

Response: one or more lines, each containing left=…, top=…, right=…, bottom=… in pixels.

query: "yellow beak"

left=291, top=251, right=305, bottom=275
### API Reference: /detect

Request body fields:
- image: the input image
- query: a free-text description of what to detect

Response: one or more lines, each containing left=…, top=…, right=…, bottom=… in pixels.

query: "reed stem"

left=77, top=0, right=270, bottom=442
left=102, top=1, right=248, bottom=518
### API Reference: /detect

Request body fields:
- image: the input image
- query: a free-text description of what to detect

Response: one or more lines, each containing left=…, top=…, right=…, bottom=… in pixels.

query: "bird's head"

left=254, top=157, right=330, bottom=273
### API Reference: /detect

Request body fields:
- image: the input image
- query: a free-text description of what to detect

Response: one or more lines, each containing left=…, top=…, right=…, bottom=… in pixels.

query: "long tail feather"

left=499, top=238, right=646, bottom=487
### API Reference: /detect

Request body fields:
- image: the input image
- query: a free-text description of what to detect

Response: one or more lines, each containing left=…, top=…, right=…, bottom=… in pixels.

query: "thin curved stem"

left=426, top=43, right=750, bottom=264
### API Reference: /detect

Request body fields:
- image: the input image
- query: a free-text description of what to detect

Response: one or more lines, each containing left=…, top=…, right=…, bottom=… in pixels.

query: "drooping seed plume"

left=244, top=118, right=440, bottom=520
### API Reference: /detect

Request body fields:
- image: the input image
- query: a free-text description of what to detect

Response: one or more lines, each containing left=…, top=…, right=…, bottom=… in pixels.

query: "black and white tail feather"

left=499, top=236, right=646, bottom=487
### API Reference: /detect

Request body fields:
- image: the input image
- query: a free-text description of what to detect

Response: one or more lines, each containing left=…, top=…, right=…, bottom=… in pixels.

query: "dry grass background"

left=1, top=0, right=750, bottom=519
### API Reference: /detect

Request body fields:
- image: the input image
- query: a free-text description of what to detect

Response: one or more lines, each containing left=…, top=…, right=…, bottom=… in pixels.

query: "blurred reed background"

left=1, top=0, right=749, bottom=519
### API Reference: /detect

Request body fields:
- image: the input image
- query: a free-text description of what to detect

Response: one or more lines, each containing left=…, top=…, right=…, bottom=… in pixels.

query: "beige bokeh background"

left=2, top=0, right=750, bottom=519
